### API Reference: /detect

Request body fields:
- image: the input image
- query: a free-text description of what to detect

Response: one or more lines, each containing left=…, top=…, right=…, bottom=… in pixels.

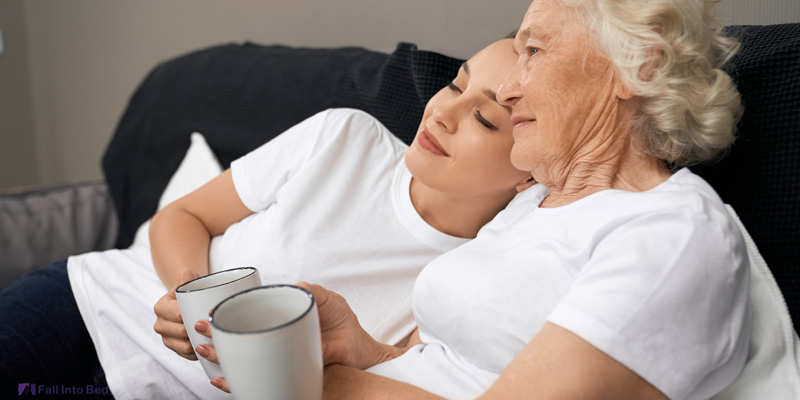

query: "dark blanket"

left=693, top=23, right=800, bottom=329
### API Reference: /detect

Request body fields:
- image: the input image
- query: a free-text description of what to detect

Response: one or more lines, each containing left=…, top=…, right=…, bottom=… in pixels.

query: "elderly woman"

left=205, top=0, right=752, bottom=398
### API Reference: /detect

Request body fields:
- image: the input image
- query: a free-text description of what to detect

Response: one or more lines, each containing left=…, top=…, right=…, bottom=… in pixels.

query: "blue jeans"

left=0, top=260, right=113, bottom=399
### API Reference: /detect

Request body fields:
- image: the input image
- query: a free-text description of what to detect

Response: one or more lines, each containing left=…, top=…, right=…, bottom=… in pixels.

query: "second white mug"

left=210, top=284, right=323, bottom=400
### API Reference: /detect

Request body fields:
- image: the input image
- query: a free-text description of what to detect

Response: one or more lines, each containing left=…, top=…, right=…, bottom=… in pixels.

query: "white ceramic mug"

left=175, top=267, right=261, bottom=380
left=209, top=285, right=323, bottom=400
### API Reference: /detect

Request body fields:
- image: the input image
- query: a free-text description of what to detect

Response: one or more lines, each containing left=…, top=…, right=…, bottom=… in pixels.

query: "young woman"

left=0, top=37, right=530, bottom=399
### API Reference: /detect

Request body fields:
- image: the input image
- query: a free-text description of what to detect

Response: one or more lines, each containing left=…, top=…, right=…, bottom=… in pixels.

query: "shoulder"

left=315, top=108, right=407, bottom=149
left=549, top=171, right=751, bottom=398
left=599, top=169, right=738, bottom=241
left=562, top=169, right=748, bottom=283
left=318, top=108, right=389, bottom=135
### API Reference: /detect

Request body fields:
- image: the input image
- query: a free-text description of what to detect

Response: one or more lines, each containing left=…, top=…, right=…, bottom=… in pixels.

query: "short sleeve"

left=230, top=109, right=354, bottom=212
left=547, top=209, right=752, bottom=399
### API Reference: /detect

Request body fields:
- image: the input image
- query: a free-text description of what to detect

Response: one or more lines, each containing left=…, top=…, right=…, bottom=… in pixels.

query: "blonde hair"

left=559, top=0, right=742, bottom=167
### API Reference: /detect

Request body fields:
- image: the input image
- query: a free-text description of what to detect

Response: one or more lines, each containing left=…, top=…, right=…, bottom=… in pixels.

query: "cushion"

left=0, top=182, right=118, bottom=289
left=129, top=132, right=222, bottom=248
left=692, top=23, right=800, bottom=332
left=102, top=42, right=463, bottom=249
left=712, top=206, right=800, bottom=399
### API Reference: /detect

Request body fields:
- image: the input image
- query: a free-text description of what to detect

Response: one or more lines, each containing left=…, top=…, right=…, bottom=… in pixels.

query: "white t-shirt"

left=369, top=169, right=753, bottom=400
left=68, top=109, right=468, bottom=400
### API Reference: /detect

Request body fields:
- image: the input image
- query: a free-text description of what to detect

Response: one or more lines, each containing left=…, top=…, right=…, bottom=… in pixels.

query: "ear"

left=515, top=174, right=537, bottom=193
left=614, top=77, right=636, bottom=100
left=615, top=46, right=662, bottom=101
left=638, top=45, right=663, bottom=82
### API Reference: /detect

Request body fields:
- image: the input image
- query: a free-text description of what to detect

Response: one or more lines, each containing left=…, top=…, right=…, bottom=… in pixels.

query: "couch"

left=1, top=22, right=798, bottom=396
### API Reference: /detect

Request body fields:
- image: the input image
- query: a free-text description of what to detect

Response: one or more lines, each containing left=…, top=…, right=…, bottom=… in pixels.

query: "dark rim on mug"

left=209, top=284, right=316, bottom=334
left=176, top=266, right=258, bottom=294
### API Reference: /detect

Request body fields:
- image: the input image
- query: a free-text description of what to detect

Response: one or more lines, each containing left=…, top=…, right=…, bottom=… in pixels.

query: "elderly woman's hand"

left=296, top=282, right=404, bottom=369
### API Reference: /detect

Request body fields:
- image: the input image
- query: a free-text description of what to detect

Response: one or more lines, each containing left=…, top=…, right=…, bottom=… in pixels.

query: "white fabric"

left=369, top=169, right=753, bottom=400
left=68, top=109, right=468, bottom=400
left=712, top=206, right=800, bottom=400
left=130, top=132, right=223, bottom=248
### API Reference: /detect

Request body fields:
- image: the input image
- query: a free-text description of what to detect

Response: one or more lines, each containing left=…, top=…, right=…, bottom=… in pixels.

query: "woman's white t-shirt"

left=369, top=169, right=752, bottom=400
left=67, top=109, right=468, bottom=400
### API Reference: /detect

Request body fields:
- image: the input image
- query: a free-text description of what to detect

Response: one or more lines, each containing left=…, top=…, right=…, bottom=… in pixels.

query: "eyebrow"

left=513, top=28, right=530, bottom=56
left=462, top=61, right=470, bottom=76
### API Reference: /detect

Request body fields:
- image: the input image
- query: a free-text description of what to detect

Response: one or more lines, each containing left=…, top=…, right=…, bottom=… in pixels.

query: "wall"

left=0, top=0, right=37, bottom=189
left=0, top=0, right=798, bottom=190
left=715, top=0, right=800, bottom=26
left=1, top=0, right=531, bottom=190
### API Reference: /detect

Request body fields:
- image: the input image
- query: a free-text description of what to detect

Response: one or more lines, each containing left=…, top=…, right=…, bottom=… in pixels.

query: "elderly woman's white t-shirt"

left=369, top=169, right=752, bottom=400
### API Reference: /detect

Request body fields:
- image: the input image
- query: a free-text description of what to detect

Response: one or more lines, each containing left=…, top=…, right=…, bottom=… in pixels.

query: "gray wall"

left=0, top=0, right=798, bottom=190
left=0, top=0, right=37, bottom=189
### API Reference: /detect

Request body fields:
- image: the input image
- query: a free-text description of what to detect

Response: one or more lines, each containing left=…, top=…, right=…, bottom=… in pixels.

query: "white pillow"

left=712, top=205, right=800, bottom=399
left=129, top=132, right=223, bottom=248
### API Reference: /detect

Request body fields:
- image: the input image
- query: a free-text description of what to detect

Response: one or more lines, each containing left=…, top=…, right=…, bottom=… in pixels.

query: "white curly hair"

left=558, top=0, right=742, bottom=167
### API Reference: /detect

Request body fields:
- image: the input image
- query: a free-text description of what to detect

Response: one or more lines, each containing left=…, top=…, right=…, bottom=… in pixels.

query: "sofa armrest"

left=0, top=181, right=118, bottom=290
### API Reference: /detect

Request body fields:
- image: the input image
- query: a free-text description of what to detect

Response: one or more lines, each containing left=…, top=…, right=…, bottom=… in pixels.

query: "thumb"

left=296, top=281, right=326, bottom=305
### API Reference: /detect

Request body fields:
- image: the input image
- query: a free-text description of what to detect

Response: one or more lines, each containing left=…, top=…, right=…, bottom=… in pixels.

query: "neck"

left=408, top=178, right=516, bottom=239
left=540, top=152, right=672, bottom=208
left=539, top=118, right=672, bottom=208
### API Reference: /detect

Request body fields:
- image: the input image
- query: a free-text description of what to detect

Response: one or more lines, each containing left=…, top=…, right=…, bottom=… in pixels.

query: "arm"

left=323, top=364, right=445, bottom=400
left=149, top=168, right=253, bottom=289
left=199, top=283, right=666, bottom=398
left=320, top=323, right=666, bottom=400
left=479, top=322, right=667, bottom=400
left=151, top=169, right=253, bottom=359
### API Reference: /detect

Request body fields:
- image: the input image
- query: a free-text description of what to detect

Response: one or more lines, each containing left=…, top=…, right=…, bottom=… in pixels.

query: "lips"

left=510, top=115, right=536, bottom=129
left=418, top=127, right=450, bottom=157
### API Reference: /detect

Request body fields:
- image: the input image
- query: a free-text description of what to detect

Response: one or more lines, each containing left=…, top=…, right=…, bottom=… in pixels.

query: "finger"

left=210, top=377, right=230, bottom=393
left=296, top=281, right=329, bottom=306
left=153, top=318, right=191, bottom=340
left=154, top=298, right=185, bottom=323
left=196, top=343, right=219, bottom=364
left=162, top=336, right=198, bottom=360
left=194, top=320, right=213, bottom=339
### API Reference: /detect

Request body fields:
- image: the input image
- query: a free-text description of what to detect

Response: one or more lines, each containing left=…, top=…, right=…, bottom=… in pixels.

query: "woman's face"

left=405, top=40, right=530, bottom=200
left=497, top=0, right=631, bottom=177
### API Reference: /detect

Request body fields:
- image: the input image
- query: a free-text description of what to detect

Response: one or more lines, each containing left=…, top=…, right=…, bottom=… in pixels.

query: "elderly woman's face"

left=497, top=0, right=631, bottom=175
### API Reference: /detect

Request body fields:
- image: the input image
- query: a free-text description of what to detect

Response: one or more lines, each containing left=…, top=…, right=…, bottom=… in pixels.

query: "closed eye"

left=475, top=111, right=498, bottom=131
left=448, top=81, right=463, bottom=94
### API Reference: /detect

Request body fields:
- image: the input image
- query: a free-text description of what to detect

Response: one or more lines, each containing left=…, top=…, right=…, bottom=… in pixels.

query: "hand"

left=193, top=282, right=396, bottom=393
left=296, top=282, right=401, bottom=369
left=192, top=319, right=231, bottom=393
left=153, top=269, right=199, bottom=360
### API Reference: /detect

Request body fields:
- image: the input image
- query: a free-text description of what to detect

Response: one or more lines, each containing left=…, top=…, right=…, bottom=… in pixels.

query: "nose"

left=497, top=58, right=525, bottom=107
left=431, top=97, right=459, bottom=134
